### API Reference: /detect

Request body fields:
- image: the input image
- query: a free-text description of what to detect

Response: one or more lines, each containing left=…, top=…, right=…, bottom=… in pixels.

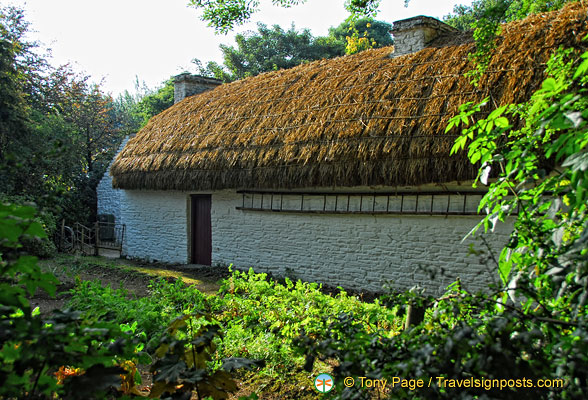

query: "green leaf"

left=23, top=221, right=46, bottom=239
left=488, top=104, right=507, bottom=119
left=494, top=117, right=509, bottom=128
left=153, top=360, right=187, bottom=383
left=0, top=221, right=22, bottom=244
left=541, top=77, right=557, bottom=92
left=573, top=54, right=588, bottom=79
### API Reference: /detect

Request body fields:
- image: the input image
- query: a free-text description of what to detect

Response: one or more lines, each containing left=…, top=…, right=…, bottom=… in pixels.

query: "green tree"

left=0, top=6, right=64, bottom=205
left=133, top=79, right=175, bottom=126
left=195, top=17, right=392, bottom=82
left=0, top=9, right=28, bottom=163
left=195, top=23, right=343, bottom=82
left=443, top=0, right=575, bottom=30
left=111, top=90, right=143, bottom=135
left=0, top=6, right=126, bottom=226
left=188, top=0, right=383, bottom=33
left=329, top=17, right=392, bottom=54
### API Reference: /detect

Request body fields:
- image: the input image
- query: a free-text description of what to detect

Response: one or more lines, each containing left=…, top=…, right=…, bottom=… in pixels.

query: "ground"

left=31, top=254, right=369, bottom=400
left=33, top=255, right=244, bottom=399
left=34, top=254, right=230, bottom=314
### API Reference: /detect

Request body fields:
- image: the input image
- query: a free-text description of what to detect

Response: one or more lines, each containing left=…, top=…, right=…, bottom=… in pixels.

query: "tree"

left=0, top=5, right=126, bottom=226
left=132, top=79, right=175, bottom=126
left=195, top=17, right=392, bottom=82
left=329, top=17, right=392, bottom=54
left=0, top=15, right=29, bottom=163
left=443, top=0, right=575, bottom=30
left=188, top=0, right=383, bottom=33
left=195, top=23, right=344, bottom=82
left=0, top=6, right=50, bottom=196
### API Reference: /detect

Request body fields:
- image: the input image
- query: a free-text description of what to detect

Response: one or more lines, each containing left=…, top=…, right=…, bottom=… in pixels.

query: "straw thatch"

left=111, top=3, right=588, bottom=191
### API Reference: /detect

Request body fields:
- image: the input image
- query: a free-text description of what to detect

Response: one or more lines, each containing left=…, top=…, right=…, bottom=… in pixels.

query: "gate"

left=59, top=219, right=125, bottom=257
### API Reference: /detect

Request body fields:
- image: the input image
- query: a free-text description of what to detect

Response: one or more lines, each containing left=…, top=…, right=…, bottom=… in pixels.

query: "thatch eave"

left=111, top=3, right=588, bottom=191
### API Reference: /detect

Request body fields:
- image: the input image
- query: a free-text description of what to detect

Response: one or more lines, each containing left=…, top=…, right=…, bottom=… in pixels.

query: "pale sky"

left=4, top=0, right=472, bottom=96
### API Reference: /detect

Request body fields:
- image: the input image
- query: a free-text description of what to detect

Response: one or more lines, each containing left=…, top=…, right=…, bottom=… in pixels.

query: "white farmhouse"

left=99, top=4, right=587, bottom=294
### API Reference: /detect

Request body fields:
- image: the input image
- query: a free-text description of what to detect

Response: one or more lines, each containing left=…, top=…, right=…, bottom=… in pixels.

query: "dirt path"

left=32, top=255, right=231, bottom=314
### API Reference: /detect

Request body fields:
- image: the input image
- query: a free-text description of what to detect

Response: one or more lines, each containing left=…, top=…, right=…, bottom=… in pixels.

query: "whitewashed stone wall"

left=211, top=190, right=512, bottom=295
left=119, top=190, right=189, bottom=263
left=97, top=136, right=132, bottom=223
left=112, top=187, right=512, bottom=295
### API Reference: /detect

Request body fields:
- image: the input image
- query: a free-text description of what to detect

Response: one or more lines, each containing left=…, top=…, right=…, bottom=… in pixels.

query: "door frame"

left=189, top=194, right=212, bottom=265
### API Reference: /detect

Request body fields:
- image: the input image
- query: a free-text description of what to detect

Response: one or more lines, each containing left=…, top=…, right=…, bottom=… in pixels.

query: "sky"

left=4, top=0, right=472, bottom=97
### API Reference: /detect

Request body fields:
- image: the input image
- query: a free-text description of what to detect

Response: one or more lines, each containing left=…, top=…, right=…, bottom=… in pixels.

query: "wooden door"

left=191, top=195, right=212, bottom=265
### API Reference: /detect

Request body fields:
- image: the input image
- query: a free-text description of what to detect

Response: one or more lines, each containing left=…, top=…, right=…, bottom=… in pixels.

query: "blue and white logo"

left=314, top=373, right=334, bottom=393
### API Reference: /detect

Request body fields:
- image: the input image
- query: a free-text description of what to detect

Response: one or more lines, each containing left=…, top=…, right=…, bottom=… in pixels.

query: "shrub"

left=0, top=202, right=140, bottom=399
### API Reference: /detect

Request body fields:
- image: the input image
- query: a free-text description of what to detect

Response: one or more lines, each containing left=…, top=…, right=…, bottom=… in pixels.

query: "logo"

left=314, top=373, right=334, bottom=393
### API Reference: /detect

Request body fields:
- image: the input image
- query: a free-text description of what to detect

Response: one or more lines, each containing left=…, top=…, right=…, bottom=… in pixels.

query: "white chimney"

left=390, top=16, right=458, bottom=57
left=173, top=73, right=222, bottom=104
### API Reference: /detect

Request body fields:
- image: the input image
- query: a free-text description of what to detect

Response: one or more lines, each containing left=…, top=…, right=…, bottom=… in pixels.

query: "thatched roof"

left=111, top=3, right=588, bottom=191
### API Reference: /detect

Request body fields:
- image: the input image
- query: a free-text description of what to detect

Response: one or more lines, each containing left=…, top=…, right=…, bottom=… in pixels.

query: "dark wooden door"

left=191, top=195, right=212, bottom=265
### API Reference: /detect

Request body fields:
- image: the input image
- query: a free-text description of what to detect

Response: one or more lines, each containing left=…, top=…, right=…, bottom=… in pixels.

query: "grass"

left=38, top=254, right=222, bottom=294
left=45, top=255, right=404, bottom=398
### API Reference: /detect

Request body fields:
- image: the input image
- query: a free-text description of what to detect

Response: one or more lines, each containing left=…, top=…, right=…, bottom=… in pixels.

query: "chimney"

left=390, top=16, right=458, bottom=57
left=173, top=73, right=223, bottom=104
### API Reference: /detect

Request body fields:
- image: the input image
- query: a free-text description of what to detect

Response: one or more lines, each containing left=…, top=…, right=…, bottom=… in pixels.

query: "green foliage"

left=0, top=203, right=57, bottom=303
left=329, top=17, right=392, bottom=55
left=68, top=277, right=207, bottom=349
left=110, top=78, right=174, bottom=136
left=212, top=268, right=401, bottom=374
left=344, top=0, right=383, bottom=18
left=195, top=23, right=344, bottom=82
left=0, top=196, right=57, bottom=258
left=68, top=264, right=403, bottom=391
left=195, top=17, right=392, bottom=82
left=299, top=291, right=572, bottom=399
left=449, top=44, right=588, bottom=315
left=443, top=0, right=576, bottom=30
left=150, top=313, right=260, bottom=399
left=0, top=203, right=141, bottom=399
left=187, top=0, right=385, bottom=33
left=0, top=7, right=30, bottom=165
left=130, top=79, right=175, bottom=128
left=189, top=0, right=309, bottom=33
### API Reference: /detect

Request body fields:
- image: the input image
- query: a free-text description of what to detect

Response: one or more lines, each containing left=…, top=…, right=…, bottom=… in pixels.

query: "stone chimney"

left=173, top=73, right=223, bottom=104
left=390, top=16, right=458, bottom=57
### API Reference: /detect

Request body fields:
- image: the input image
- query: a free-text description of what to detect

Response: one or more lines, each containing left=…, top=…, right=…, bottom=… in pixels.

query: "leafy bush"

left=0, top=202, right=140, bottom=399
left=150, top=312, right=262, bottom=400
left=212, top=268, right=402, bottom=374
left=0, top=195, right=57, bottom=258
left=67, top=265, right=404, bottom=387
left=68, top=277, right=208, bottom=350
